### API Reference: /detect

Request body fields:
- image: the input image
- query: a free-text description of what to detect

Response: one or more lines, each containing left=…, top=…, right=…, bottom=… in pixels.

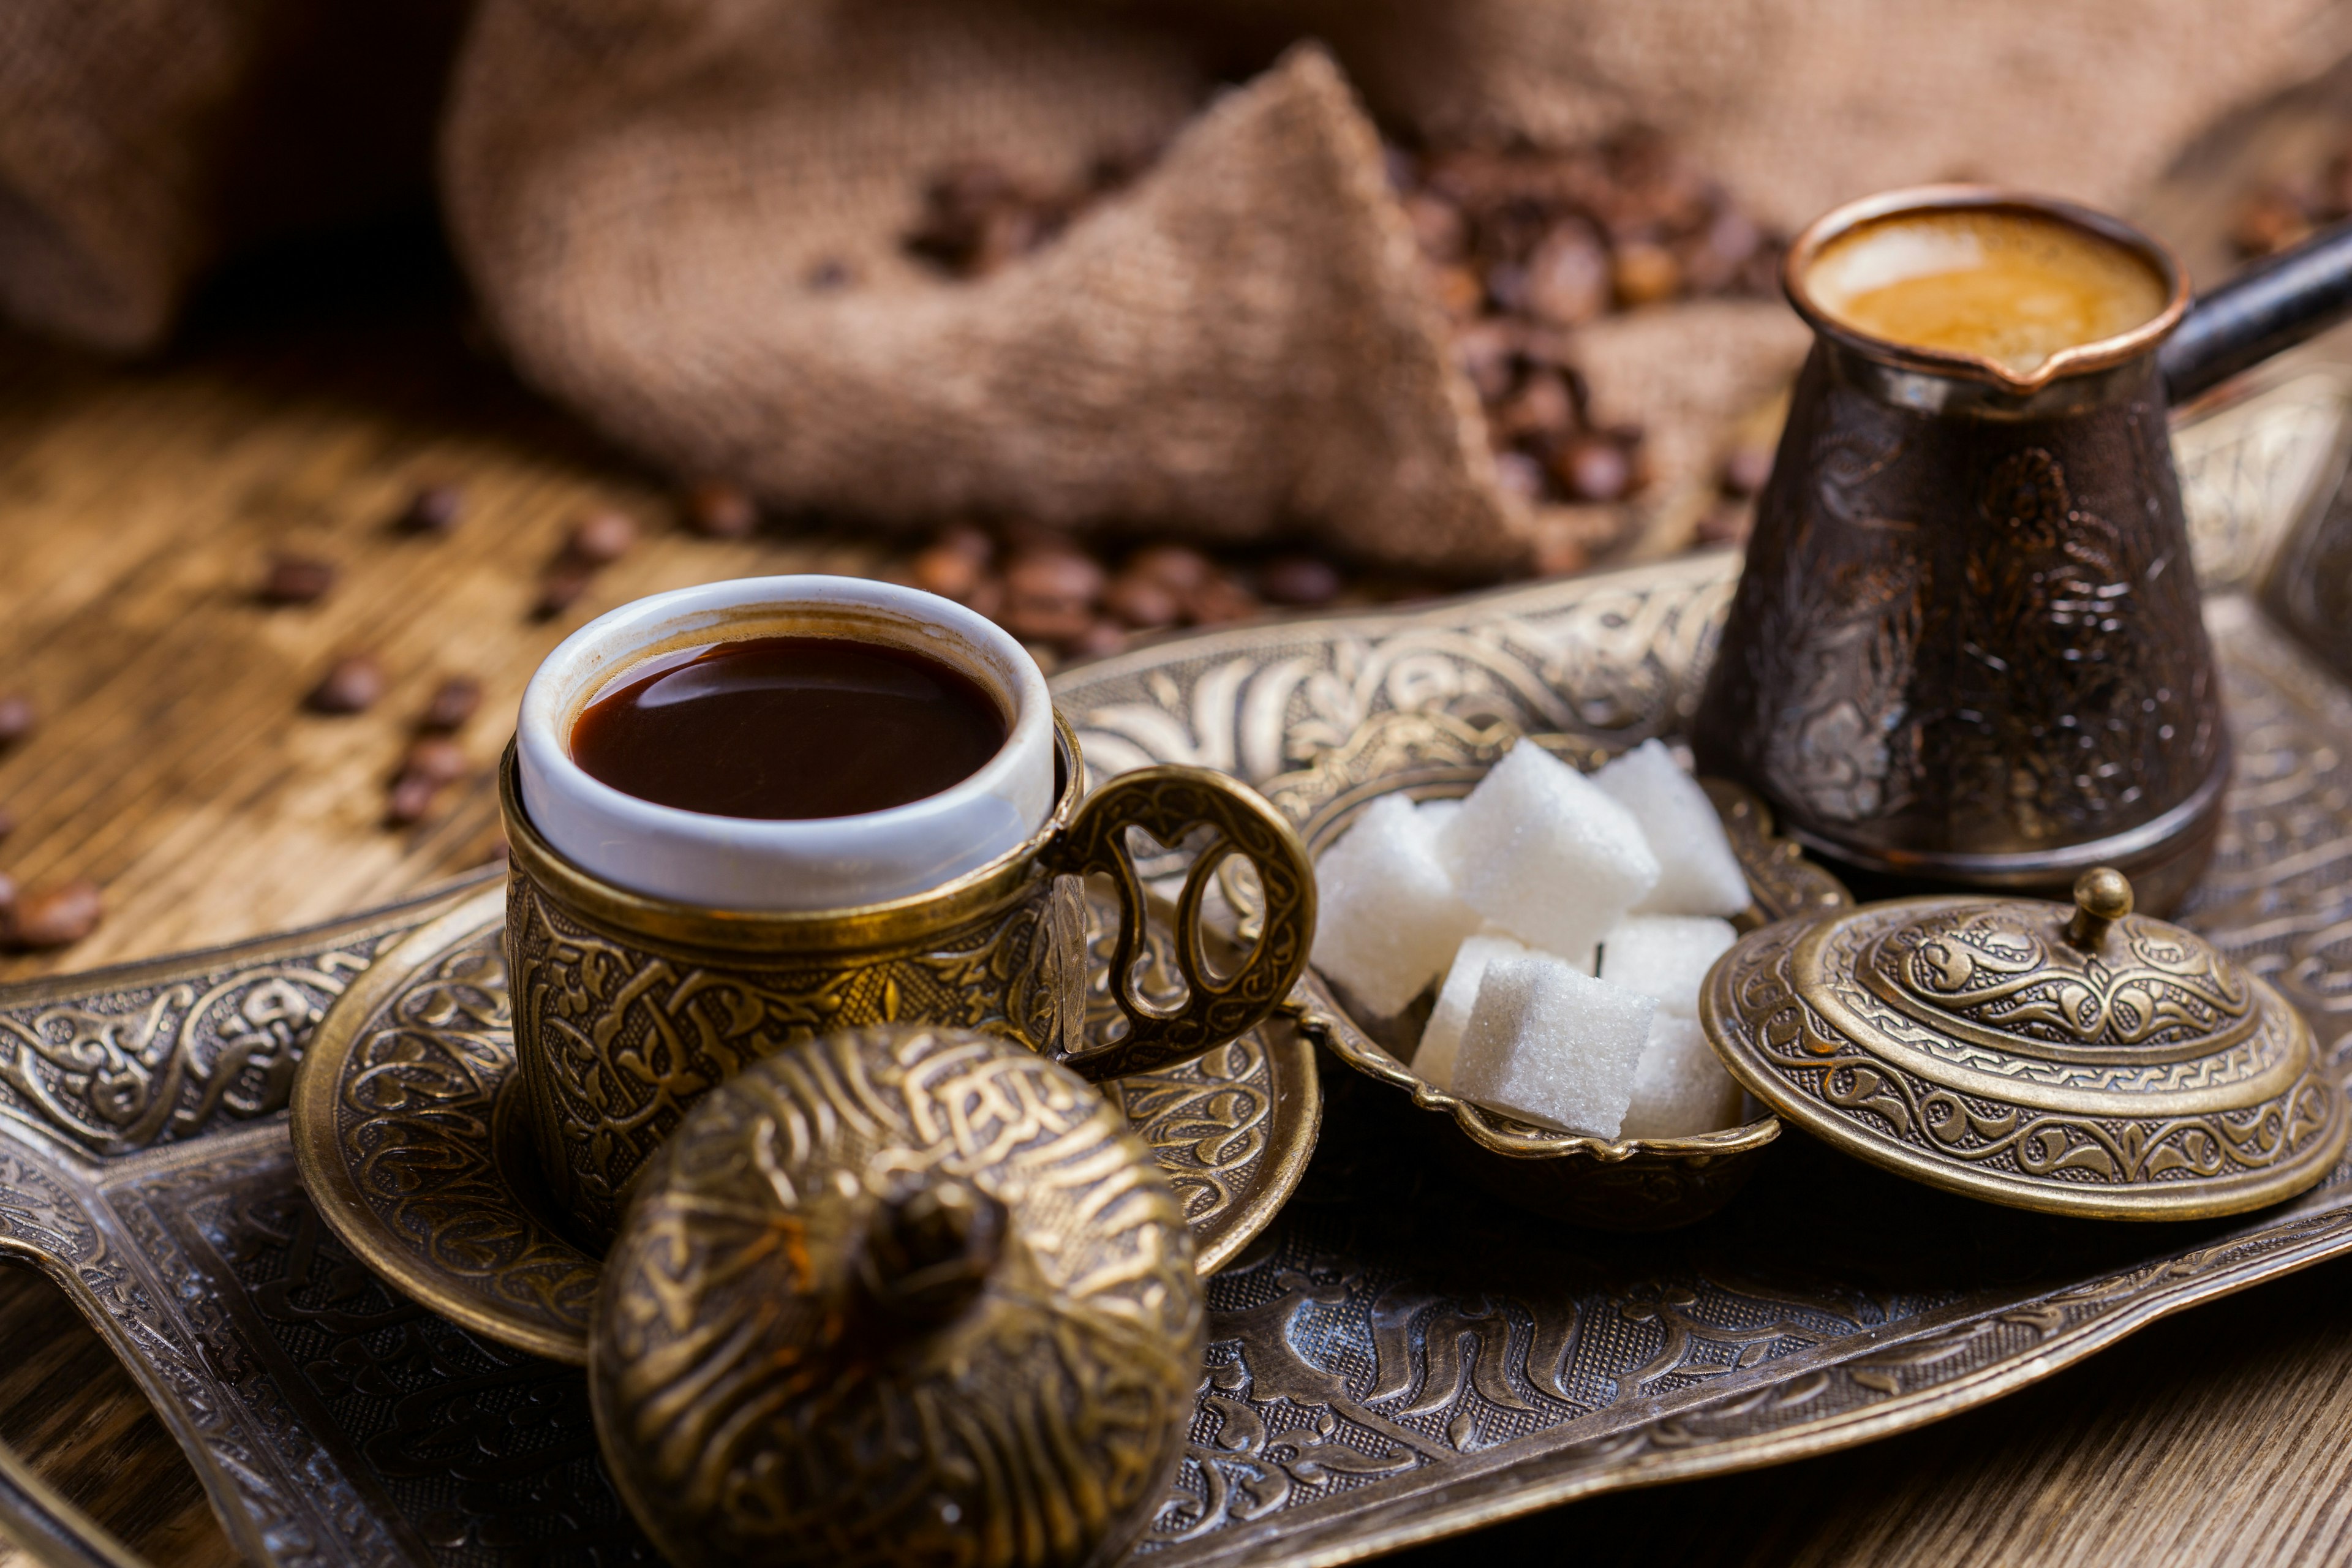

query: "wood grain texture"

left=0, top=232, right=891, bottom=988
left=0, top=1265, right=235, bottom=1568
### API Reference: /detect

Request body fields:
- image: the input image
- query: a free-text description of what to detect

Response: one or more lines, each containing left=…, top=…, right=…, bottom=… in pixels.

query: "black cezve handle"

left=2162, top=219, right=2352, bottom=404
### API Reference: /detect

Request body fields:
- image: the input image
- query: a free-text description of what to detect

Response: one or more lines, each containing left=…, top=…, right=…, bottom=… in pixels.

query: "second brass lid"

left=1700, top=869, right=2345, bottom=1219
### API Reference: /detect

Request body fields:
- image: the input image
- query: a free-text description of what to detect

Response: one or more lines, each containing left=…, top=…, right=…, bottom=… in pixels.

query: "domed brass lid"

left=1700, top=869, right=2346, bottom=1218
left=589, top=1024, right=1205, bottom=1568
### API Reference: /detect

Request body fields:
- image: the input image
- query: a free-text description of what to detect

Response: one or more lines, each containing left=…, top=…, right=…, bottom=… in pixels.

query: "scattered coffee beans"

left=682, top=482, right=758, bottom=539
left=534, top=561, right=596, bottom=619
left=402, top=736, right=470, bottom=785
left=259, top=553, right=337, bottom=605
left=396, top=483, right=466, bottom=535
left=420, top=676, right=482, bottom=732
left=307, top=655, right=385, bottom=715
left=7, top=878, right=102, bottom=951
left=1102, top=573, right=1180, bottom=630
left=384, top=772, right=442, bottom=826
left=1720, top=443, right=1774, bottom=497
left=569, top=511, right=639, bottom=565
left=1258, top=555, right=1343, bottom=607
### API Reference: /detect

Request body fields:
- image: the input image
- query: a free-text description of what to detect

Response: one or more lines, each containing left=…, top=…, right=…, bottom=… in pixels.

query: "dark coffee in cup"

left=570, top=635, right=1007, bottom=820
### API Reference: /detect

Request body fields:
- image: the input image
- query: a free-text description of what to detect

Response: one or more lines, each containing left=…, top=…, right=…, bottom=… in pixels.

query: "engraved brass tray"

left=3, top=369, right=2352, bottom=1568
left=289, top=880, right=1319, bottom=1363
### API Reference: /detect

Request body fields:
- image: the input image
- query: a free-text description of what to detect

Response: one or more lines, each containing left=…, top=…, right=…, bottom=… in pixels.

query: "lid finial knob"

left=2066, top=867, right=2135, bottom=950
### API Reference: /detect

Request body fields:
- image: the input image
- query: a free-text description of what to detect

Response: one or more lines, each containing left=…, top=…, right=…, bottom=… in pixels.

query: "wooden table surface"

left=12, top=78, right=2352, bottom=1563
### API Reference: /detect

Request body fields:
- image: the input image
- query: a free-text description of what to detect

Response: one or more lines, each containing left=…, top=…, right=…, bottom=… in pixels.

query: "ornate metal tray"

left=4, top=366, right=2352, bottom=1568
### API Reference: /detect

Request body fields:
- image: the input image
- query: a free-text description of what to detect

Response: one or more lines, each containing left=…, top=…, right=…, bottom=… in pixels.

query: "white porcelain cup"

left=516, top=576, right=1056, bottom=911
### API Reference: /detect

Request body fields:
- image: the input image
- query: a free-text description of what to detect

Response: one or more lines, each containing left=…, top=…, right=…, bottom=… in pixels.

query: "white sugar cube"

left=1312, top=793, right=1481, bottom=1017
left=1415, top=797, right=1463, bottom=835
left=1451, top=952, right=1653, bottom=1138
left=1621, top=1013, right=1748, bottom=1139
left=1598, top=915, right=1737, bottom=1017
left=1412, top=930, right=1531, bottom=1089
left=1593, top=740, right=1751, bottom=917
left=1438, top=741, right=1659, bottom=960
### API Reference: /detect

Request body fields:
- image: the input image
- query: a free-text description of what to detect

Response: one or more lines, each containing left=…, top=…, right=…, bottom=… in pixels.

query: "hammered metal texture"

left=290, top=881, right=1320, bottom=1363
left=592, top=1027, right=1203, bottom=1568
left=1, top=375, right=2350, bottom=1568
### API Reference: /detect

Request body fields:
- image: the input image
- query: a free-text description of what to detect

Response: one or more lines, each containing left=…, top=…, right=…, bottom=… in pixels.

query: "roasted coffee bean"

left=569, top=510, right=638, bottom=565
left=682, top=482, right=758, bottom=538
left=963, top=574, right=1005, bottom=621
left=1531, top=532, right=1591, bottom=577
left=1125, top=544, right=1213, bottom=594
left=421, top=675, right=482, bottom=731
left=306, top=655, right=385, bottom=715
left=1069, top=619, right=1129, bottom=660
left=259, top=553, right=336, bottom=605
left=1721, top=444, right=1774, bottom=497
left=1425, top=263, right=1486, bottom=320
left=1183, top=575, right=1259, bottom=627
left=1001, top=594, right=1095, bottom=644
left=403, top=736, right=470, bottom=785
left=7, top=879, right=101, bottom=950
left=1403, top=193, right=1468, bottom=262
left=1257, top=555, right=1343, bottom=608
left=1003, top=549, right=1104, bottom=606
left=1611, top=242, right=1683, bottom=307
left=1450, top=320, right=1522, bottom=404
left=396, top=483, right=465, bottom=535
left=385, top=772, right=442, bottom=826
left=0, top=693, right=33, bottom=747
left=1491, top=450, right=1547, bottom=503
left=1102, top=573, right=1180, bottom=630
left=1493, top=370, right=1575, bottom=442
left=913, top=543, right=986, bottom=601
left=1682, top=208, right=1765, bottom=292
left=535, top=563, right=596, bottom=618
left=1522, top=224, right=1610, bottom=326
left=1556, top=437, right=1635, bottom=503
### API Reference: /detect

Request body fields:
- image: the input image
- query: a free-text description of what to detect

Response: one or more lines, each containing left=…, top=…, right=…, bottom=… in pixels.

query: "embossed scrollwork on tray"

left=0, top=953, right=377, bottom=1157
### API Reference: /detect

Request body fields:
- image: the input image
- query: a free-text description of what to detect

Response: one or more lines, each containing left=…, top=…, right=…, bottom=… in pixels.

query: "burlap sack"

left=442, top=19, right=1523, bottom=570
left=0, top=0, right=463, bottom=352
left=1306, top=0, right=2352, bottom=236
left=441, top=0, right=2352, bottom=570
left=8, top=0, right=2352, bottom=568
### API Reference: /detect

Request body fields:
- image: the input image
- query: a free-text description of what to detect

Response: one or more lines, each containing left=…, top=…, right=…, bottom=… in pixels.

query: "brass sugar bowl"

left=1702, top=869, right=2346, bottom=1219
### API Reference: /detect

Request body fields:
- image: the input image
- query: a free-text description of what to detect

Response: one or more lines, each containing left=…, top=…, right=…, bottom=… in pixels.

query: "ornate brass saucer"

left=1260, top=707, right=1852, bottom=1231
left=291, top=881, right=1317, bottom=1363
left=1703, top=869, right=2348, bottom=1219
